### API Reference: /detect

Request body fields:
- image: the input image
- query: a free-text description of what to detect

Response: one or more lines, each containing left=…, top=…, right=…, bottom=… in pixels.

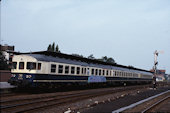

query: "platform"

left=0, top=82, right=15, bottom=89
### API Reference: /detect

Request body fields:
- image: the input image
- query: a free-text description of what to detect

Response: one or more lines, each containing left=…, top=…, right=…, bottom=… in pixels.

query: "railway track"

left=142, top=95, right=170, bottom=113
left=113, top=89, right=170, bottom=113
left=0, top=85, right=151, bottom=113
left=1, top=83, right=169, bottom=113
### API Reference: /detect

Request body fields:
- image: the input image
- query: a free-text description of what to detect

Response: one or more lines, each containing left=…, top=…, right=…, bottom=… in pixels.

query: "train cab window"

left=71, top=66, right=75, bottom=74
left=65, top=66, right=69, bottom=74
left=76, top=67, right=80, bottom=74
left=38, top=63, right=41, bottom=70
left=12, top=62, right=17, bottom=69
left=51, top=64, right=56, bottom=73
left=27, top=62, right=36, bottom=70
left=19, top=62, right=24, bottom=69
left=58, top=65, right=63, bottom=73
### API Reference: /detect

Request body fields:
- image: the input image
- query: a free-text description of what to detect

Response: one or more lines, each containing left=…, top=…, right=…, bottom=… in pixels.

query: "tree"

left=98, top=56, right=116, bottom=64
left=0, top=51, right=9, bottom=70
left=47, top=44, right=52, bottom=51
left=47, top=42, right=60, bottom=53
left=72, top=54, right=84, bottom=58
left=55, top=45, right=60, bottom=53
left=52, top=42, right=55, bottom=52
left=88, top=54, right=95, bottom=59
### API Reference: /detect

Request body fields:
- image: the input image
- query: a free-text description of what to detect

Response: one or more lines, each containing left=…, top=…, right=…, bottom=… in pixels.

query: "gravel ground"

left=30, top=85, right=169, bottom=113
left=80, top=86, right=170, bottom=113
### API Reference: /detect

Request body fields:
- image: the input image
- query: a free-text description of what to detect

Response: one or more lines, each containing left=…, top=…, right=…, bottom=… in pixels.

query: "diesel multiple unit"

left=9, top=51, right=153, bottom=88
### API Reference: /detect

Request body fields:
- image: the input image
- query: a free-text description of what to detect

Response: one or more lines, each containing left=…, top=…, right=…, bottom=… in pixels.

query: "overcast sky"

left=1, top=0, right=170, bottom=73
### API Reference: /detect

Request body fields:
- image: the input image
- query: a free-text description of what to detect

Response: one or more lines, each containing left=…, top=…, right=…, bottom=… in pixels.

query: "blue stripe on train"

left=11, top=73, right=152, bottom=83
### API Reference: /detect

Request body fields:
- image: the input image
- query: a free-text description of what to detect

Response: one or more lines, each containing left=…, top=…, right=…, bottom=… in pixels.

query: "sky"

left=1, top=0, right=170, bottom=73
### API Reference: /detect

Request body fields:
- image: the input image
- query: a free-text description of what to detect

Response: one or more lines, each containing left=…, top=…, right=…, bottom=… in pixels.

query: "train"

left=8, top=51, right=153, bottom=88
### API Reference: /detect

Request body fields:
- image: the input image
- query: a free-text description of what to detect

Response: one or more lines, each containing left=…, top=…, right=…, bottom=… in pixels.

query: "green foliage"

left=98, top=56, right=116, bottom=64
left=47, top=42, right=60, bottom=53
left=88, top=54, right=95, bottom=59
left=0, top=51, right=9, bottom=70
left=72, top=54, right=84, bottom=58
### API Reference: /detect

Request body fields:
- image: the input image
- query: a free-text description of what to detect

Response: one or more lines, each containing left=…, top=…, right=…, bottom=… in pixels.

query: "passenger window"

left=12, top=62, right=17, bottom=69
left=81, top=68, right=84, bottom=74
left=19, top=62, right=24, bottom=69
left=103, top=70, right=105, bottom=75
left=38, top=63, right=41, bottom=70
left=71, top=66, right=75, bottom=74
left=113, top=71, right=115, bottom=76
left=84, top=68, right=86, bottom=74
left=87, top=68, right=90, bottom=75
left=106, top=70, right=109, bottom=75
left=77, top=67, right=80, bottom=74
left=65, top=66, right=69, bottom=74
left=99, top=69, right=101, bottom=75
left=91, top=69, right=94, bottom=75
left=95, top=69, right=98, bottom=75
left=51, top=64, right=56, bottom=73
left=58, top=65, right=63, bottom=73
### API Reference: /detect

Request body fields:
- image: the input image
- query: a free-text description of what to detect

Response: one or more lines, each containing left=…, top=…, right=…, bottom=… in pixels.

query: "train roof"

left=14, top=51, right=152, bottom=73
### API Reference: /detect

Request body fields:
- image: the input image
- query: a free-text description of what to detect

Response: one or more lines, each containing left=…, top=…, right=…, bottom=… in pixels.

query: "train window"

left=38, top=63, right=41, bottom=70
left=113, top=71, right=115, bottom=76
left=117, top=71, right=119, bottom=76
left=58, top=65, right=63, bottom=73
left=65, top=66, right=69, bottom=74
left=71, top=66, right=75, bottom=74
left=77, top=67, right=80, bottom=74
left=51, top=64, right=56, bottom=73
left=91, top=69, right=94, bottom=75
left=12, top=62, right=17, bottom=69
left=27, top=62, right=36, bottom=70
left=19, top=62, right=24, bottom=69
left=87, top=68, right=90, bottom=75
left=95, top=69, right=98, bottom=75
left=106, top=70, right=109, bottom=76
left=99, top=69, right=101, bottom=75
left=81, top=68, right=84, bottom=75
left=102, top=70, right=105, bottom=76
left=84, top=68, right=86, bottom=74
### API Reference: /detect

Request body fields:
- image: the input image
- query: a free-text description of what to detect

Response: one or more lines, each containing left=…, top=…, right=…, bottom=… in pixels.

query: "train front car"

left=8, top=55, right=43, bottom=87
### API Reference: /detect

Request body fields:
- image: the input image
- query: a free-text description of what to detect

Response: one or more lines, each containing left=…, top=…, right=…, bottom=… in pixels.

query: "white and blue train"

left=8, top=51, right=153, bottom=88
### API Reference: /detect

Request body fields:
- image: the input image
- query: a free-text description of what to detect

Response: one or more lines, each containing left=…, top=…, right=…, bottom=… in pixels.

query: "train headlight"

left=11, top=74, right=16, bottom=77
left=26, top=75, right=32, bottom=78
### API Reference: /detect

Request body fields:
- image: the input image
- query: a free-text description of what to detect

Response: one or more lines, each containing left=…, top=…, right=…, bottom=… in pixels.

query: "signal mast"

left=153, top=50, right=163, bottom=88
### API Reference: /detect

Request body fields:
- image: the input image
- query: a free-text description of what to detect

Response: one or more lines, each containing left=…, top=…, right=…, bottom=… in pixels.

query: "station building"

left=150, top=69, right=166, bottom=81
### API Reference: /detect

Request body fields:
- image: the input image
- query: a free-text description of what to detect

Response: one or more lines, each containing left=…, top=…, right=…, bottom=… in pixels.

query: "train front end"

left=8, top=55, right=41, bottom=87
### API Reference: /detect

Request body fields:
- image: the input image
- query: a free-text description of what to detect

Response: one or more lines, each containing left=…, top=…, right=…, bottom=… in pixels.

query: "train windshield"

left=27, top=62, right=36, bottom=70
left=12, top=62, right=17, bottom=69
left=19, top=62, right=24, bottom=69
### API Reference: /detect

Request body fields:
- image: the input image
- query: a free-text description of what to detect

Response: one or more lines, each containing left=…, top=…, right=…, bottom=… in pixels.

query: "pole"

left=153, top=50, right=158, bottom=89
